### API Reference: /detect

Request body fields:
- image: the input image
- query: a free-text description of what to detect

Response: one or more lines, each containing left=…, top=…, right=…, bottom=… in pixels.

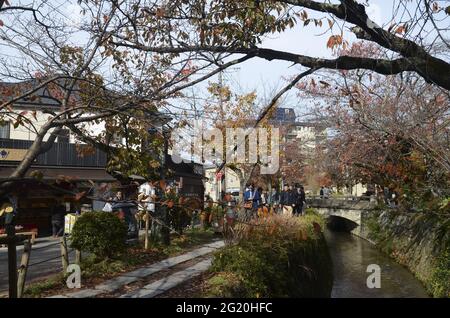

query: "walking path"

left=0, top=236, right=77, bottom=293
left=48, top=240, right=224, bottom=298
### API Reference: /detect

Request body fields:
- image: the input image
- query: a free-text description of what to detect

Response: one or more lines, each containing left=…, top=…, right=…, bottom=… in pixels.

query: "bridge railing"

left=306, top=195, right=374, bottom=202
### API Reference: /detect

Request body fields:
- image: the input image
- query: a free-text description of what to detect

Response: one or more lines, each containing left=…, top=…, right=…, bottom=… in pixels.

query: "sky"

left=2, top=0, right=437, bottom=121
left=189, top=0, right=385, bottom=118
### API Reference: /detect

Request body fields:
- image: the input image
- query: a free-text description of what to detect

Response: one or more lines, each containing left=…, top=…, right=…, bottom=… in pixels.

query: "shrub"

left=204, top=272, right=249, bottom=298
left=429, top=247, right=450, bottom=298
left=205, top=215, right=333, bottom=297
left=70, top=212, right=127, bottom=258
left=166, top=191, right=193, bottom=234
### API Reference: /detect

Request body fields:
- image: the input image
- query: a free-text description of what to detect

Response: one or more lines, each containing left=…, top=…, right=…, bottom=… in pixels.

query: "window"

left=0, top=122, right=10, bottom=139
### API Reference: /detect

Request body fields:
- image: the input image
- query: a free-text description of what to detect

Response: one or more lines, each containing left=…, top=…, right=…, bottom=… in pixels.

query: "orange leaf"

left=395, top=25, right=405, bottom=34
left=156, top=7, right=165, bottom=18
left=326, top=36, right=335, bottom=49
left=74, top=191, right=87, bottom=201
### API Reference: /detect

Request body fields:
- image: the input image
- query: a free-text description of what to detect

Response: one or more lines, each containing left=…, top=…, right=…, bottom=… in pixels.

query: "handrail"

left=306, top=195, right=374, bottom=201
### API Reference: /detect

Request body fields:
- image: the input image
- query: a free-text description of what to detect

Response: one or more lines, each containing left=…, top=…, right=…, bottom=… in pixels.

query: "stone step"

left=119, top=258, right=212, bottom=298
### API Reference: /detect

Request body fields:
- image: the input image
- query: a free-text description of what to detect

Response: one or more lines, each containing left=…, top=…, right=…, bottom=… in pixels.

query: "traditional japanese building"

left=0, top=80, right=117, bottom=235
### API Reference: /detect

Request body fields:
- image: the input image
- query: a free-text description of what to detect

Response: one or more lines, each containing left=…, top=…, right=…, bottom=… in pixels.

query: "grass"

left=23, top=274, right=66, bottom=298
left=203, top=213, right=333, bottom=298
left=22, top=228, right=217, bottom=298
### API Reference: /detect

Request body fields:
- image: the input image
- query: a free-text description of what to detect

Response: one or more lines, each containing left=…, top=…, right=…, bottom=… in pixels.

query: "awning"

left=0, top=166, right=116, bottom=182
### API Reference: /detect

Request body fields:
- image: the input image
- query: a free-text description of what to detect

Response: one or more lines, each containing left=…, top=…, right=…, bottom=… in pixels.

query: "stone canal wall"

left=360, top=210, right=450, bottom=298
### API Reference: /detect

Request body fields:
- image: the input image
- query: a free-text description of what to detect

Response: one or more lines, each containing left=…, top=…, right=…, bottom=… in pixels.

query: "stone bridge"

left=306, top=197, right=377, bottom=236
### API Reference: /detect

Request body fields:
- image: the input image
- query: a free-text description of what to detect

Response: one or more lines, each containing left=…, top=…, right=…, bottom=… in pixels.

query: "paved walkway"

left=0, top=229, right=153, bottom=293
left=49, top=240, right=224, bottom=298
left=0, top=236, right=78, bottom=293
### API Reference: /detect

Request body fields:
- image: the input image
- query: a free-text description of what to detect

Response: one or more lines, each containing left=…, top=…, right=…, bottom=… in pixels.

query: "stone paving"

left=48, top=240, right=224, bottom=298
left=119, top=258, right=212, bottom=298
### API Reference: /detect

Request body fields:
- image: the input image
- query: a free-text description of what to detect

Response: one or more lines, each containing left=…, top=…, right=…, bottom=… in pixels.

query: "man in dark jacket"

left=280, top=184, right=293, bottom=216
left=51, top=203, right=66, bottom=238
left=289, top=185, right=300, bottom=216
left=293, top=184, right=303, bottom=216
left=299, top=186, right=306, bottom=215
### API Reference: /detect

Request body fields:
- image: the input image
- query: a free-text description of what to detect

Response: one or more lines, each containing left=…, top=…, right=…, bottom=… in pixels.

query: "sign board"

left=0, top=148, right=27, bottom=161
left=64, top=214, right=77, bottom=235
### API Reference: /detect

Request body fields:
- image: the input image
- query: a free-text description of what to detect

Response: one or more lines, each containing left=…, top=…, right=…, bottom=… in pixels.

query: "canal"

left=325, top=230, right=429, bottom=298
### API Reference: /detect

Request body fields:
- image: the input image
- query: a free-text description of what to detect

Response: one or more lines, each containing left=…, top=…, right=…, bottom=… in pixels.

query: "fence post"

left=60, top=237, right=69, bottom=272
left=144, top=210, right=150, bottom=250
left=6, top=225, right=18, bottom=298
left=17, top=239, right=32, bottom=298
left=75, top=249, right=81, bottom=265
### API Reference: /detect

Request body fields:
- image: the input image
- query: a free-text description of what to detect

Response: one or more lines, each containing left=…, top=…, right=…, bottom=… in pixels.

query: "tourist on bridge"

left=323, top=186, right=332, bottom=199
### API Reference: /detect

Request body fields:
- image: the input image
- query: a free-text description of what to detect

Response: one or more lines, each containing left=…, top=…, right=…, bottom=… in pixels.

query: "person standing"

left=280, top=184, right=292, bottom=216
left=267, top=188, right=278, bottom=214
left=138, top=181, right=156, bottom=237
left=138, top=182, right=156, bottom=214
left=299, top=186, right=306, bottom=215
left=51, top=202, right=67, bottom=238
left=319, top=186, right=324, bottom=199
left=323, top=186, right=331, bottom=199
left=288, top=185, right=298, bottom=216
left=243, top=184, right=259, bottom=218
left=257, top=187, right=270, bottom=218
left=114, top=191, right=123, bottom=202
left=293, top=183, right=303, bottom=216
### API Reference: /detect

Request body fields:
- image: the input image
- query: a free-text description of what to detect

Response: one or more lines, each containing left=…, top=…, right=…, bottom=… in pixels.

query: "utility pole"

left=160, top=129, right=170, bottom=245
left=218, top=61, right=226, bottom=201
left=147, top=118, right=171, bottom=246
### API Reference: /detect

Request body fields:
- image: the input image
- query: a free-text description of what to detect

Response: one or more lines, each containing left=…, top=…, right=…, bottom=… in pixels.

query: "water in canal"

left=325, top=230, right=429, bottom=298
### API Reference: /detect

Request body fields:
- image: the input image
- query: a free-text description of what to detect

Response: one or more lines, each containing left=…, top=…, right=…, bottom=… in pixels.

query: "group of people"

left=243, top=183, right=307, bottom=218
left=279, top=183, right=306, bottom=216
left=319, top=186, right=332, bottom=199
